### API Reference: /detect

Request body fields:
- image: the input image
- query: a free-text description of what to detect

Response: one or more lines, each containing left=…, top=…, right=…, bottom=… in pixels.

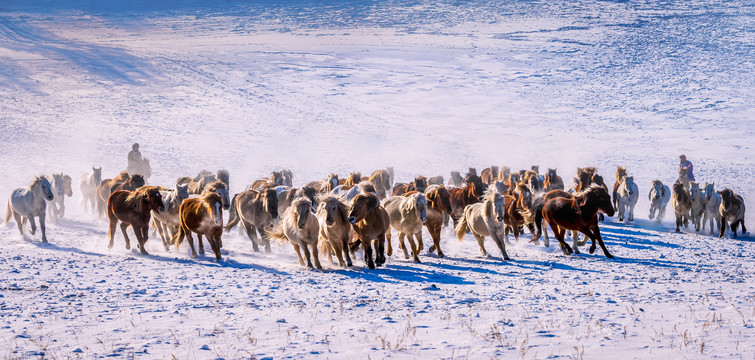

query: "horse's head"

left=401, top=193, right=427, bottom=224
left=52, top=174, right=65, bottom=198
left=348, top=193, right=378, bottom=224
left=33, top=176, right=54, bottom=201
left=319, top=195, right=346, bottom=227
left=175, top=183, right=190, bottom=200
left=530, top=165, right=539, bottom=175
left=427, top=185, right=452, bottom=215
left=282, top=169, right=294, bottom=187
left=704, top=182, right=715, bottom=200
left=547, top=168, right=557, bottom=181
left=672, top=183, right=687, bottom=201
left=616, top=166, right=627, bottom=180
left=591, top=174, right=606, bottom=187
left=500, top=166, right=511, bottom=180
left=206, top=181, right=230, bottom=210
left=264, top=188, right=279, bottom=219
left=622, top=176, right=635, bottom=196
left=718, top=189, right=734, bottom=211
left=299, top=186, right=318, bottom=208
left=413, top=176, right=428, bottom=193
left=509, top=172, right=521, bottom=184
left=327, top=173, right=339, bottom=191
left=485, top=192, right=505, bottom=222
left=678, top=167, right=689, bottom=181
left=217, top=169, right=230, bottom=188
left=62, top=175, right=73, bottom=197
left=292, top=197, right=314, bottom=230
left=271, top=171, right=285, bottom=186
left=131, top=174, right=145, bottom=189
left=650, top=180, right=663, bottom=200
left=92, top=167, right=102, bottom=184
left=689, top=182, right=700, bottom=200
left=582, top=185, right=614, bottom=217
left=516, top=183, right=533, bottom=209
left=146, top=187, right=165, bottom=213
left=204, top=192, right=223, bottom=227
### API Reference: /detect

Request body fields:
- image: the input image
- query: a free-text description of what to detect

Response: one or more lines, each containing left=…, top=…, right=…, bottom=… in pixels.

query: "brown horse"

left=523, top=170, right=543, bottom=194
left=529, top=189, right=577, bottom=247
left=317, top=194, right=353, bottom=268
left=424, top=185, right=453, bottom=258
left=611, top=166, right=628, bottom=211
left=481, top=166, right=499, bottom=184
left=172, top=192, right=224, bottom=260
left=226, top=188, right=279, bottom=252
left=369, top=169, right=392, bottom=199
left=496, top=166, right=511, bottom=182
left=542, top=185, right=615, bottom=258
left=573, top=167, right=596, bottom=193
left=503, top=183, right=535, bottom=243
left=106, top=186, right=165, bottom=255
left=543, top=168, right=564, bottom=191
left=718, top=188, right=747, bottom=238
left=248, top=171, right=286, bottom=191
left=202, top=180, right=231, bottom=210
left=391, top=176, right=429, bottom=196
left=448, top=171, right=463, bottom=187
left=449, top=174, right=485, bottom=226
left=347, top=193, right=390, bottom=269
left=428, top=175, right=444, bottom=186
left=96, top=172, right=131, bottom=218
left=504, top=172, right=521, bottom=195
left=112, top=174, right=145, bottom=192
left=671, top=183, right=691, bottom=232
left=341, top=172, right=362, bottom=187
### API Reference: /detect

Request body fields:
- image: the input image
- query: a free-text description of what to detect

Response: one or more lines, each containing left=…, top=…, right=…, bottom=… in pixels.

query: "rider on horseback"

left=679, top=154, right=695, bottom=181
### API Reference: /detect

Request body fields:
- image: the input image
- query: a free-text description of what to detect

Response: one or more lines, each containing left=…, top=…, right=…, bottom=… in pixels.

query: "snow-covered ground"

left=0, top=0, right=753, bottom=358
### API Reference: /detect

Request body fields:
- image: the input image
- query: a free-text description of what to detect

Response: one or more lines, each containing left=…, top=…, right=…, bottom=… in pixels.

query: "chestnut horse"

left=542, top=185, right=615, bottom=258
left=424, top=185, right=453, bottom=258
left=172, top=192, right=224, bottom=260
left=503, top=183, right=535, bottom=243
left=449, top=174, right=485, bottom=227
left=671, top=183, right=691, bottom=232
left=112, top=174, right=145, bottom=193
left=96, top=172, right=130, bottom=218
left=543, top=168, right=564, bottom=191
left=718, top=189, right=747, bottom=238
left=317, top=194, right=353, bottom=268
left=226, top=188, right=279, bottom=252
left=347, top=193, right=390, bottom=269
left=106, top=186, right=164, bottom=255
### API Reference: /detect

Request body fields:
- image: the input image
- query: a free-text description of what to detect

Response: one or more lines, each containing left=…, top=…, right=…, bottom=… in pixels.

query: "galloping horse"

left=718, top=189, right=747, bottom=238
left=701, top=183, right=721, bottom=235
left=424, top=185, right=453, bottom=258
left=671, top=183, right=691, bottom=232
left=152, top=184, right=190, bottom=251
left=503, top=183, right=534, bottom=243
left=172, top=192, right=224, bottom=260
left=112, top=174, right=145, bottom=192
left=3, top=176, right=54, bottom=242
left=391, top=176, right=429, bottom=196
left=79, top=167, right=102, bottom=215
left=369, top=169, right=392, bottom=199
left=316, top=194, right=352, bottom=268
left=268, top=197, right=321, bottom=269
left=96, top=172, right=130, bottom=218
left=226, top=188, right=279, bottom=252
left=383, top=192, right=427, bottom=263
left=481, top=166, right=499, bottom=184
left=543, top=168, right=564, bottom=191
left=689, top=182, right=706, bottom=232
left=616, top=175, right=639, bottom=223
left=106, top=186, right=164, bottom=255
left=648, top=180, right=671, bottom=224
left=454, top=190, right=509, bottom=260
left=448, top=171, right=463, bottom=187
left=347, top=193, right=390, bottom=269
left=47, top=173, right=73, bottom=223
left=449, top=174, right=485, bottom=226
left=542, top=185, right=615, bottom=258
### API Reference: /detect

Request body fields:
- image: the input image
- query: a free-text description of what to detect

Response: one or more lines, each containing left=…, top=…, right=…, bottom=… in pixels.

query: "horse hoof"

left=30, top=230, right=36, bottom=235
left=414, top=258, right=421, bottom=264
left=589, top=247, right=596, bottom=254
left=606, top=254, right=615, bottom=259
left=437, top=252, right=445, bottom=259
left=429, top=245, right=436, bottom=253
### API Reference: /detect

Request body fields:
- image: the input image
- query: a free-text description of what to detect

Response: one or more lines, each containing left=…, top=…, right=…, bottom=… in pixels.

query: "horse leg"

left=361, top=238, right=375, bottom=269
left=649, top=205, right=655, bottom=220
left=731, top=220, right=739, bottom=238
left=299, top=241, right=315, bottom=269
left=184, top=229, right=198, bottom=257
left=398, top=233, right=410, bottom=259
left=542, top=220, right=550, bottom=248
left=474, top=233, right=488, bottom=257
left=154, top=220, right=168, bottom=250
left=376, top=233, right=387, bottom=266
left=490, top=230, right=509, bottom=261
left=719, top=220, right=727, bottom=238
left=12, top=212, right=24, bottom=235
left=571, top=229, right=581, bottom=254
left=28, top=215, right=37, bottom=235
left=257, top=226, right=272, bottom=253
left=242, top=222, right=260, bottom=252
left=341, top=234, right=353, bottom=267
left=513, top=225, right=520, bottom=243
left=197, top=234, right=205, bottom=255
left=38, top=214, right=48, bottom=243
left=503, top=226, right=512, bottom=246
left=675, top=213, right=682, bottom=232
left=120, top=223, right=131, bottom=250
left=407, top=233, right=421, bottom=263
left=385, top=230, right=393, bottom=257
left=292, top=242, right=305, bottom=266
left=136, top=225, right=149, bottom=255
left=209, top=231, right=222, bottom=261
left=549, top=222, right=572, bottom=255
left=429, top=224, right=444, bottom=258
left=740, top=219, right=747, bottom=234
left=590, top=226, right=614, bottom=259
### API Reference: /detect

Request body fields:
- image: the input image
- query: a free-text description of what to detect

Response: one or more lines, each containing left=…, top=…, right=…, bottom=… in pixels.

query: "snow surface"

left=0, top=0, right=753, bottom=358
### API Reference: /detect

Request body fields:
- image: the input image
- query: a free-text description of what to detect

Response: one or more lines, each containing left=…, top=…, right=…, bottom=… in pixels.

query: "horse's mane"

left=615, top=166, right=627, bottom=179
left=291, top=196, right=313, bottom=210
left=201, top=191, right=222, bottom=207
left=124, top=186, right=155, bottom=213
left=115, top=172, right=130, bottom=182
left=29, top=175, right=47, bottom=189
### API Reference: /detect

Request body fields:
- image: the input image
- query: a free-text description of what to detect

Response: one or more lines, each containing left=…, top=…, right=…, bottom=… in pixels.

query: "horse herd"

left=1, top=164, right=748, bottom=269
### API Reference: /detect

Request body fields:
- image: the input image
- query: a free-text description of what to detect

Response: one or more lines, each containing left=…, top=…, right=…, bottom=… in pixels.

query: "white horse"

left=648, top=180, right=670, bottom=224
left=454, top=190, right=509, bottom=260
left=47, top=173, right=73, bottom=223
left=152, top=183, right=190, bottom=251
left=689, top=182, right=706, bottom=232
left=79, top=167, right=102, bottom=215
left=701, top=182, right=722, bottom=235
left=616, top=175, right=639, bottom=223
left=2, top=176, right=54, bottom=242
left=382, top=192, right=427, bottom=263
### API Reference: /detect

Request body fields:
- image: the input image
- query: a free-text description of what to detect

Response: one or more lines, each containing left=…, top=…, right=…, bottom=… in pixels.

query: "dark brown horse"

left=523, top=170, right=543, bottom=194
left=172, top=192, right=224, bottom=260
left=111, top=174, right=145, bottom=192
left=391, top=176, right=429, bottom=196
left=542, top=185, right=615, bottom=258
left=481, top=166, right=499, bottom=184
left=107, top=186, right=165, bottom=255
left=424, top=185, right=453, bottom=258
left=718, top=188, right=747, bottom=238
left=504, top=172, right=521, bottom=195
left=96, top=172, right=131, bottom=218
left=347, top=193, right=390, bottom=269
left=573, top=167, right=597, bottom=193
left=543, top=168, right=564, bottom=191
left=449, top=174, right=485, bottom=226
left=226, top=188, right=279, bottom=252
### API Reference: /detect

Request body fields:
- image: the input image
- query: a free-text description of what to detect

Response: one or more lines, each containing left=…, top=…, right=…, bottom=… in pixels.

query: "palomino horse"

left=172, top=192, right=224, bottom=260
left=648, top=180, right=671, bottom=224
left=454, top=189, right=509, bottom=260
left=449, top=174, right=485, bottom=226
left=106, top=186, right=164, bottom=255
left=671, top=183, right=691, bottom=232
left=481, top=166, right=499, bottom=184
left=79, top=167, right=102, bottom=215
left=542, top=185, right=616, bottom=258
left=47, top=173, right=73, bottom=223
left=316, top=194, right=352, bottom=268
left=701, top=183, right=722, bottom=235
left=448, top=171, right=463, bottom=187
left=391, top=176, right=429, bottom=196
left=616, top=175, right=639, bottom=223
left=718, top=189, right=747, bottom=239
left=676, top=167, right=691, bottom=190
left=689, top=182, right=706, bottom=232
left=152, top=184, right=190, bottom=251
left=96, top=172, right=130, bottom=218
left=269, top=197, right=322, bottom=269
left=428, top=175, right=444, bottom=186
left=2, top=176, right=54, bottom=242
left=424, top=185, right=453, bottom=258
left=347, top=193, right=390, bottom=269
left=226, top=188, right=279, bottom=252
left=369, top=169, right=392, bottom=199
left=543, top=168, right=564, bottom=191
left=383, top=192, right=427, bottom=263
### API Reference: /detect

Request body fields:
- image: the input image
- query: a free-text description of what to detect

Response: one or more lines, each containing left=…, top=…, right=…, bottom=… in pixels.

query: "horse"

left=2, top=176, right=54, bottom=242
left=152, top=184, right=190, bottom=251
left=463, top=168, right=478, bottom=185
left=424, top=185, right=453, bottom=258
left=590, top=173, right=610, bottom=222
left=347, top=193, right=390, bottom=269
left=574, top=167, right=597, bottom=193
left=428, top=175, right=444, bottom=186
left=112, top=174, right=145, bottom=192
left=341, top=172, right=362, bottom=187
left=492, top=180, right=509, bottom=196
left=369, top=169, right=392, bottom=199
left=96, top=172, right=130, bottom=218
left=529, top=189, right=583, bottom=249
left=504, top=172, right=521, bottom=194
left=701, top=183, right=722, bottom=235
left=383, top=192, right=427, bottom=263
left=316, top=194, right=352, bottom=268
left=542, top=185, right=616, bottom=258
left=449, top=174, right=485, bottom=226
left=191, top=169, right=230, bottom=194
left=276, top=185, right=318, bottom=216
left=79, top=167, right=102, bottom=215
left=281, top=169, right=294, bottom=187
left=448, top=171, right=463, bottom=187
left=391, top=176, right=428, bottom=196
left=503, top=183, right=535, bottom=244
left=689, top=182, right=706, bottom=232
left=671, top=183, right=691, bottom=232
left=496, top=166, right=511, bottom=182
left=268, top=197, right=322, bottom=269
left=543, top=168, right=564, bottom=191
left=648, top=180, right=671, bottom=224
left=226, top=188, right=279, bottom=252
left=386, top=167, right=395, bottom=188
left=454, top=189, right=509, bottom=260
left=332, top=182, right=376, bottom=203
left=201, top=180, right=231, bottom=211
left=106, top=186, right=164, bottom=255
left=676, top=167, right=691, bottom=190
left=172, top=192, right=224, bottom=260
left=481, top=166, right=499, bottom=184
left=616, top=175, right=639, bottom=223
left=248, top=171, right=286, bottom=191
left=523, top=170, right=543, bottom=194
left=718, top=189, right=747, bottom=239
left=46, top=173, right=72, bottom=223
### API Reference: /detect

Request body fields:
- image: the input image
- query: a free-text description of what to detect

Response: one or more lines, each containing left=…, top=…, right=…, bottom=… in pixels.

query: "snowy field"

left=1, top=0, right=754, bottom=358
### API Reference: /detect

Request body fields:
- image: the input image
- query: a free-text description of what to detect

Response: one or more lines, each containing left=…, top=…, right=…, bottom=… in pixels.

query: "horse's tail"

left=172, top=225, right=186, bottom=248
left=1, top=199, right=12, bottom=226
left=518, top=207, right=535, bottom=224
left=225, top=193, right=240, bottom=231
left=532, top=203, right=545, bottom=242
left=266, top=224, right=288, bottom=244
left=454, top=212, right=469, bottom=241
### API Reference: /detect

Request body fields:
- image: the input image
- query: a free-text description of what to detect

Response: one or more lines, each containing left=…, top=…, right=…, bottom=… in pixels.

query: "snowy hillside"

left=0, top=0, right=753, bottom=358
